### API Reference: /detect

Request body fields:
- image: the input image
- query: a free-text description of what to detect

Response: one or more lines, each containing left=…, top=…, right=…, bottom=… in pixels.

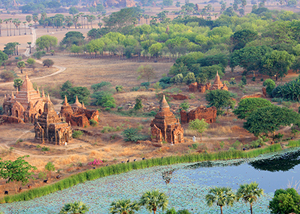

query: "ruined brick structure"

left=35, top=96, right=72, bottom=145
left=150, top=95, right=184, bottom=144
left=188, top=72, right=228, bottom=93
left=2, top=74, right=48, bottom=123
left=181, top=105, right=217, bottom=124
left=60, top=96, right=99, bottom=127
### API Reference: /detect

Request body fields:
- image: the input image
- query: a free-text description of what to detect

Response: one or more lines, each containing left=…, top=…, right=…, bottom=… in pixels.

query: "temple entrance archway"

left=15, top=110, right=18, bottom=117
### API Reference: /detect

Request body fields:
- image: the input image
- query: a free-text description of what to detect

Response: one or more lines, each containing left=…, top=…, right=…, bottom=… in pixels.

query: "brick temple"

left=150, top=95, right=184, bottom=144
left=35, top=96, right=72, bottom=145
left=60, top=96, right=99, bottom=127
left=2, top=74, right=48, bottom=122
left=189, top=71, right=228, bottom=93
left=181, top=105, right=217, bottom=124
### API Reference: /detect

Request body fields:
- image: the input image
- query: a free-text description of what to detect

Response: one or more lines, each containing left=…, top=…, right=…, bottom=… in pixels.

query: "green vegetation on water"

left=0, top=142, right=291, bottom=204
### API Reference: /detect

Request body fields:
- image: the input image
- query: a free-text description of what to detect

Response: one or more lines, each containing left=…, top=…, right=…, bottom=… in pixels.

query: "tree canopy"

left=233, top=98, right=272, bottom=119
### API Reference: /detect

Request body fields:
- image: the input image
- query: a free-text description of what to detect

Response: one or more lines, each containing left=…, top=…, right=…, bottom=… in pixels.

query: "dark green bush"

left=121, top=128, right=147, bottom=142
left=72, top=130, right=83, bottom=138
left=89, top=119, right=98, bottom=127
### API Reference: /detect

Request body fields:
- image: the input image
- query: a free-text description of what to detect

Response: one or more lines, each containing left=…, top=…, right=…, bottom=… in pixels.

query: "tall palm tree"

left=0, top=19, right=2, bottom=37
left=23, top=21, right=27, bottom=35
left=109, top=199, right=140, bottom=214
left=205, top=187, right=236, bottom=214
left=144, top=14, right=149, bottom=24
left=140, top=190, right=168, bottom=214
left=12, top=19, right=17, bottom=36
left=4, top=19, right=8, bottom=36
left=236, top=182, right=264, bottom=214
left=59, top=201, right=89, bottom=214
left=8, top=18, right=12, bottom=36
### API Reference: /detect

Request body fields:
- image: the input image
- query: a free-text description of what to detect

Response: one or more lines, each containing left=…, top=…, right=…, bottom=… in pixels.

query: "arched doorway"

left=15, top=110, right=18, bottom=118
left=39, top=109, right=42, bottom=114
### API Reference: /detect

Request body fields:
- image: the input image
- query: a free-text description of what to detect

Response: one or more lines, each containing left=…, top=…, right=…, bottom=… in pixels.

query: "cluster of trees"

left=233, top=97, right=300, bottom=138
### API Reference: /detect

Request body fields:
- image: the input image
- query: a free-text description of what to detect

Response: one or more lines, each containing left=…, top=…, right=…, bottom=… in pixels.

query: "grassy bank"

left=0, top=142, right=297, bottom=204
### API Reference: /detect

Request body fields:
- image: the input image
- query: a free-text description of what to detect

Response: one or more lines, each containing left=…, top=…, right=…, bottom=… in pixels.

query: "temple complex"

left=150, top=95, right=184, bottom=144
left=188, top=71, right=228, bottom=93
left=2, top=74, right=47, bottom=123
left=60, top=96, right=99, bottom=127
left=181, top=106, right=217, bottom=124
left=35, top=96, right=72, bottom=145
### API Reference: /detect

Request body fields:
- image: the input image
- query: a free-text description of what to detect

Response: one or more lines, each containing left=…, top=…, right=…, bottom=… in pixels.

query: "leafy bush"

left=159, top=76, right=171, bottom=84
left=272, top=76, right=300, bottom=101
left=134, top=98, right=143, bottom=111
left=91, top=91, right=116, bottom=108
left=41, top=146, right=50, bottom=152
left=42, top=59, right=54, bottom=67
left=122, top=128, right=147, bottom=142
left=263, top=79, right=276, bottom=96
left=180, top=101, right=190, bottom=111
left=115, top=85, right=123, bottom=93
left=91, top=81, right=112, bottom=92
left=141, top=82, right=150, bottom=88
left=72, top=130, right=83, bottom=138
left=241, top=76, right=247, bottom=85
left=89, top=119, right=98, bottom=127
left=38, top=172, right=46, bottom=180
left=269, top=188, right=300, bottom=214
left=0, top=70, right=15, bottom=81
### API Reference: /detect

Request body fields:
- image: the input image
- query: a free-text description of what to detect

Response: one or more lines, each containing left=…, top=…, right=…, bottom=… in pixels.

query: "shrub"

left=183, top=72, right=196, bottom=85
left=241, top=76, right=247, bottom=85
left=91, top=81, right=112, bottom=92
left=122, top=128, right=147, bottom=142
left=91, top=91, right=116, bottom=108
left=42, top=59, right=54, bottom=67
left=115, top=85, right=123, bottom=93
left=263, top=79, right=276, bottom=96
left=171, top=73, right=183, bottom=84
left=41, top=146, right=50, bottom=151
left=38, top=172, right=46, bottom=179
left=72, top=130, right=83, bottom=138
left=134, top=98, right=143, bottom=111
left=180, top=101, right=190, bottom=111
left=252, top=76, right=256, bottom=81
left=269, top=188, right=300, bottom=214
left=0, top=70, right=15, bottom=81
left=89, top=119, right=98, bottom=127
left=141, top=82, right=150, bottom=87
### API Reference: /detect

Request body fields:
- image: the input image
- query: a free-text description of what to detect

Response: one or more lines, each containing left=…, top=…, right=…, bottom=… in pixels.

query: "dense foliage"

left=272, top=75, right=300, bottom=101
left=233, top=98, right=272, bottom=119
left=269, top=188, right=300, bottom=214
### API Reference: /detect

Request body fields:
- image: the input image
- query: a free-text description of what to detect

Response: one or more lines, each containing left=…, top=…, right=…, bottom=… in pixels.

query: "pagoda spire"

left=75, top=96, right=80, bottom=104
left=64, top=95, right=69, bottom=106
left=159, top=95, right=170, bottom=111
left=11, top=91, right=14, bottom=99
left=42, top=90, right=45, bottom=98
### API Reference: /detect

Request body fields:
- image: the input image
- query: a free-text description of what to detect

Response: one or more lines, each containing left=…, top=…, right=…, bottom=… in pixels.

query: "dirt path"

left=0, top=27, right=67, bottom=86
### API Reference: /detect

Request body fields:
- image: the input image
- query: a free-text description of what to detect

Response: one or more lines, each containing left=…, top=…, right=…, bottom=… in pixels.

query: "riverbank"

left=1, top=140, right=299, bottom=204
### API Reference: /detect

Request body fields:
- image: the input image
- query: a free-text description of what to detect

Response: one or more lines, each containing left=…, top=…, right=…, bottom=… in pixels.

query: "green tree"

left=230, top=46, right=272, bottom=75
left=43, top=59, right=54, bottom=67
left=0, top=156, right=37, bottom=192
left=170, top=73, right=183, bottom=84
left=0, top=50, right=8, bottom=65
left=69, top=7, right=79, bottom=16
left=163, top=0, right=173, bottom=6
left=183, top=72, right=196, bottom=85
left=263, top=79, right=276, bottom=95
left=27, top=58, right=35, bottom=70
left=0, top=70, right=14, bottom=81
left=137, top=65, right=156, bottom=83
left=241, top=76, right=247, bottom=85
left=189, top=119, right=209, bottom=141
left=243, top=105, right=300, bottom=137
left=236, top=182, right=264, bottom=214
left=3, top=42, right=18, bottom=56
left=180, top=101, right=190, bottom=111
left=230, top=29, right=258, bottom=51
left=205, top=90, right=234, bottom=115
left=149, top=43, right=163, bottom=58
left=109, top=199, right=140, bottom=214
left=59, top=201, right=89, bottom=214
left=233, top=98, right=272, bottom=119
left=140, top=190, right=168, bottom=214
left=91, top=91, right=116, bottom=108
left=269, top=188, right=300, bottom=214
left=62, top=87, right=91, bottom=105
left=36, top=35, right=58, bottom=51
left=134, top=98, right=143, bottom=111
left=13, top=78, right=23, bottom=91
left=45, top=162, right=55, bottom=179
left=261, top=50, right=295, bottom=81
left=17, top=61, right=25, bottom=74
left=206, top=187, right=236, bottom=214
